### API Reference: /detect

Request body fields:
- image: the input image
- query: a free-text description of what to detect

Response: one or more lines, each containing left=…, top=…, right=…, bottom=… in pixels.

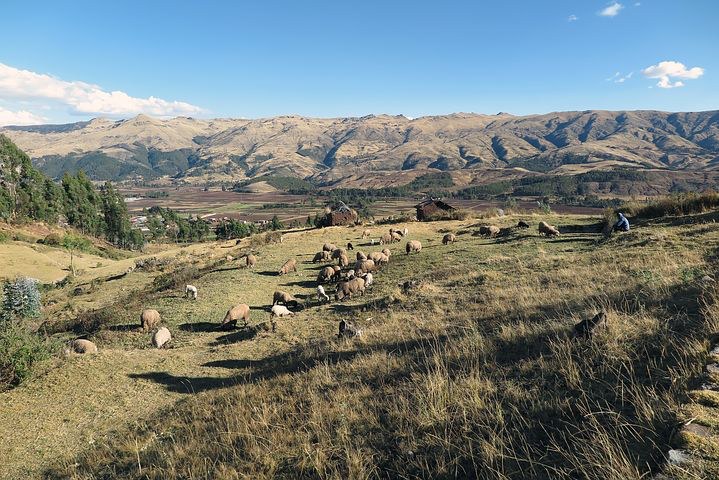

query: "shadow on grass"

left=209, top=327, right=258, bottom=346
left=178, top=322, right=219, bottom=332
left=107, top=324, right=141, bottom=332
left=280, top=279, right=318, bottom=289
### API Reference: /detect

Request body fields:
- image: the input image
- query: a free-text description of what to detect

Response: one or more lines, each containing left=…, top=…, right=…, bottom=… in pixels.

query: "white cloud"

left=568, top=14, right=578, bottom=22
left=642, top=60, right=704, bottom=89
left=599, top=2, right=624, bottom=17
left=0, top=106, right=46, bottom=126
left=0, top=63, right=204, bottom=119
left=606, top=71, right=633, bottom=84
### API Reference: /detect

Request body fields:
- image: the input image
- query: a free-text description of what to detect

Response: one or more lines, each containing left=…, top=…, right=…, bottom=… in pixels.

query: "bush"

left=152, top=265, right=200, bottom=291
left=1, top=277, right=41, bottom=324
left=622, top=191, right=719, bottom=219
left=0, top=232, right=8, bottom=243
left=41, top=233, right=62, bottom=245
left=0, top=324, right=54, bottom=391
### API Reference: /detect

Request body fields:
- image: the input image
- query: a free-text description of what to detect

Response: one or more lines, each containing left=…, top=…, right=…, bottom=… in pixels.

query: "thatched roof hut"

left=320, top=201, right=359, bottom=227
left=415, top=198, right=455, bottom=221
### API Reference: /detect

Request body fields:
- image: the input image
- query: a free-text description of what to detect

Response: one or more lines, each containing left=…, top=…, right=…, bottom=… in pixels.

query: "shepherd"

left=613, top=212, right=630, bottom=232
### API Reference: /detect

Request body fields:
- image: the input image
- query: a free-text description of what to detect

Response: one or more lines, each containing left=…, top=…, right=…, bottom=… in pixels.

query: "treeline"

left=0, top=135, right=143, bottom=249
left=145, top=206, right=211, bottom=243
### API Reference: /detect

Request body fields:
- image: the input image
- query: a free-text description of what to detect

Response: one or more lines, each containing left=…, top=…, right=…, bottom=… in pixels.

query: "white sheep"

left=185, top=284, right=198, bottom=300
left=270, top=304, right=294, bottom=318
left=363, top=272, right=373, bottom=287
left=317, top=285, right=330, bottom=302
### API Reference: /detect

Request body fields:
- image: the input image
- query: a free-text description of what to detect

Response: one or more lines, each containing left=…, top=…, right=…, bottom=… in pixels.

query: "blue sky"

left=0, top=0, right=717, bottom=125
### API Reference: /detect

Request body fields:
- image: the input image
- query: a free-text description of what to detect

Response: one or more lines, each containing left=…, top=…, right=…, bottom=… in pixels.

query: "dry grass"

left=2, top=213, right=719, bottom=479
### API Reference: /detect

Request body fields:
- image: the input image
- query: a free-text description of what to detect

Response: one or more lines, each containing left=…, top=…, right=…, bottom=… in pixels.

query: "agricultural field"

left=1, top=209, right=719, bottom=479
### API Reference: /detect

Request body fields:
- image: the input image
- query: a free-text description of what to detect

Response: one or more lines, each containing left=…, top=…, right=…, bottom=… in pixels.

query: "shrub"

left=0, top=323, right=55, bottom=391
left=40, top=233, right=62, bottom=246
left=0, top=231, right=8, bottom=243
left=152, top=265, right=200, bottom=291
left=622, top=191, right=719, bottom=219
left=1, top=277, right=41, bottom=324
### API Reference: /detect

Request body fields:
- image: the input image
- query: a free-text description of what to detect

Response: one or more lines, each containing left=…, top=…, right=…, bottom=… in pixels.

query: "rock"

left=681, top=423, right=713, bottom=438
left=71, top=339, right=97, bottom=354
left=152, top=327, right=171, bottom=348
left=667, top=449, right=691, bottom=465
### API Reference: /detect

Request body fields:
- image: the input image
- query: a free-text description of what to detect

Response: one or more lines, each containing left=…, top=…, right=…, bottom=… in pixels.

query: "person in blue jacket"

left=613, top=212, right=630, bottom=232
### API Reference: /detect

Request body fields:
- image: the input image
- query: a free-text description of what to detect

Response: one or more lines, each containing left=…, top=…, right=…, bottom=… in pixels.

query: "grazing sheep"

left=406, top=240, right=422, bottom=255
left=355, top=259, right=376, bottom=275
left=273, top=290, right=296, bottom=306
left=381, top=248, right=391, bottom=258
left=322, top=243, right=336, bottom=252
left=270, top=304, right=295, bottom=318
left=318, top=266, right=336, bottom=283
left=335, top=277, right=366, bottom=301
left=278, top=258, right=297, bottom=276
left=574, top=311, right=607, bottom=339
left=71, top=339, right=97, bottom=354
left=331, top=248, right=347, bottom=261
left=538, top=221, right=560, bottom=237
left=152, top=327, right=171, bottom=348
left=517, top=220, right=530, bottom=229
left=478, top=225, right=500, bottom=237
left=390, top=231, right=402, bottom=242
left=346, top=269, right=356, bottom=279
left=312, top=251, right=332, bottom=263
left=339, top=253, right=350, bottom=268
left=317, top=285, right=330, bottom=302
left=362, top=229, right=372, bottom=238
left=389, top=228, right=403, bottom=237
left=222, top=304, right=251, bottom=329
left=347, top=242, right=354, bottom=250
left=140, top=309, right=161, bottom=331
left=185, top=284, right=198, bottom=300
left=362, top=272, right=374, bottom=287
left=368, top=251, right=385, bottom=263
left=380, top=233, right=392, bottom=245
left=246, top=254, right=257, bottom=268
left=332, top=265, right=342, bottom=274
left=442, top=233, right=456, bottom=245
left=338, top=319, right=362, bottom=338
left=356, top=251, right=367, bottom=261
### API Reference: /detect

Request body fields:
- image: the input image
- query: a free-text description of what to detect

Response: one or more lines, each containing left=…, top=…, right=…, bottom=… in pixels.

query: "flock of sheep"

left=67, top=219, right=561, bottom=354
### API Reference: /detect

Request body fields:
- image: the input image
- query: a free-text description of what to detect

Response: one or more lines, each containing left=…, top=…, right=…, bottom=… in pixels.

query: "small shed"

left=415, top=198, right=455, bottom=221
left=321, top=201, right=359, bottom=227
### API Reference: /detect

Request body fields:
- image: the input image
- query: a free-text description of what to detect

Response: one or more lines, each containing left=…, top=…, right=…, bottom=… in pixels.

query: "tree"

left=1, top=277, right=41, bottom=324
left=62, top=234, right=90, bottom=277
left=269, top=215, right=284, bottom=231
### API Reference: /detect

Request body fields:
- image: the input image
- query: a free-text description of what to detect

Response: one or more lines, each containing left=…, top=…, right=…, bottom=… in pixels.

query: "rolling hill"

left=2, top=110, right=718, bottom=188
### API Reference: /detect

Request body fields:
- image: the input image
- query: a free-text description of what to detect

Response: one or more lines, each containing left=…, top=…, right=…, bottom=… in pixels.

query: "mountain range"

left=2, top=110, right=718, bottom=188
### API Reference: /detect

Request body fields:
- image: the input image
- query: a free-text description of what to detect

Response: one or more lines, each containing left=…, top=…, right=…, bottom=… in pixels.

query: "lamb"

left=317, top=285, right=330, bottom=302
left=222, top=304, right=251, bottom=329
left=278, top=258, right=297, bottom=276
left=338, top=319, right=362, bottom=338
left=362, top=229, right=372, bottom=239
left=345, top=269, right=356, bottom=279
left=71, top=339, right=97, bottom=354
left=517, top=220, right=530, bottom=229
left=406, top=240, right=422, bottom=255
left=335, top=277, right=366, bottom=301
left=322, top=243, right=336, bottom=252
left=185, top=284, right=198, bottom=300
left=538, top=221, right=560, bottom=237
left=442, top=233, right=456, bottom=245
left=152, top=327, right=171, bottom=348
left=273, top=290, right=297, bottom=306
left=246, top=254, right=257, bottom=268
left=356, top=251, right=368, bottom=261
left=355, top=259, right=376, bottom=275
left=318, top=266, right=336, bottom=283
left=347, top=242, right=354, bottom=250
left=140, top=309, right=161, bottom=331
left=270, top=304, right=295, bottom=318
left=574, top=311, right=607, bottom=339
left=362, top=272, right=373, bottom=287
left=380, top=233, right=392, bottom=245
left=478, top=225, right=500, bottom=237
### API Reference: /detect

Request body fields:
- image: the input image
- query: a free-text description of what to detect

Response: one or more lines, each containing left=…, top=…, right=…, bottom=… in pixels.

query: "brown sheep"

left=222, top=304, right=250, bottom=329
left=331, top=248, right=347, bottom=261
left=312, top=251, right=331, bottom=263
left=318, top=266, right=335, bottom=283
left=278, top=258, right=297, bottom=276
left=246, top=254, right=257, bottom=268
left=355, top=259, right=376, bottom=275
left=322, top=243, right=336, bottom=252
left=356, top=251, right=367, bottom=261
left=332, top=265, right=342, bottom=274
left=71, top=339, right=97, bottom=354
left=380, top=233, right=392, bottom=245
left=273, top=290, right=297, bottom=306
left=389, top=228, right=404, bottom=237
left=140, top=309, right=161, bottom=331
left=442, top=233, right=456, bottom=245
left=339, top=253, right=350, bottom=268
left=361, top=229, right=372, bottom=238
left=368, top=251, right=384, bottom=263
left=390, top=231, right=402, bottom=242
left=538, top=221, right=560, bottom=237
left=335, top=277, right=366, bottom=301
left=406, top=240, right=422, bottom=255
left=381, top=248, right=391, bottom=258
left=478, top=225, right=500, bottom=237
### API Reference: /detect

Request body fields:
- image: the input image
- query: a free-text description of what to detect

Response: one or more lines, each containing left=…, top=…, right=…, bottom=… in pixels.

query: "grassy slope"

left=1, top=213, right=719, bottom=479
